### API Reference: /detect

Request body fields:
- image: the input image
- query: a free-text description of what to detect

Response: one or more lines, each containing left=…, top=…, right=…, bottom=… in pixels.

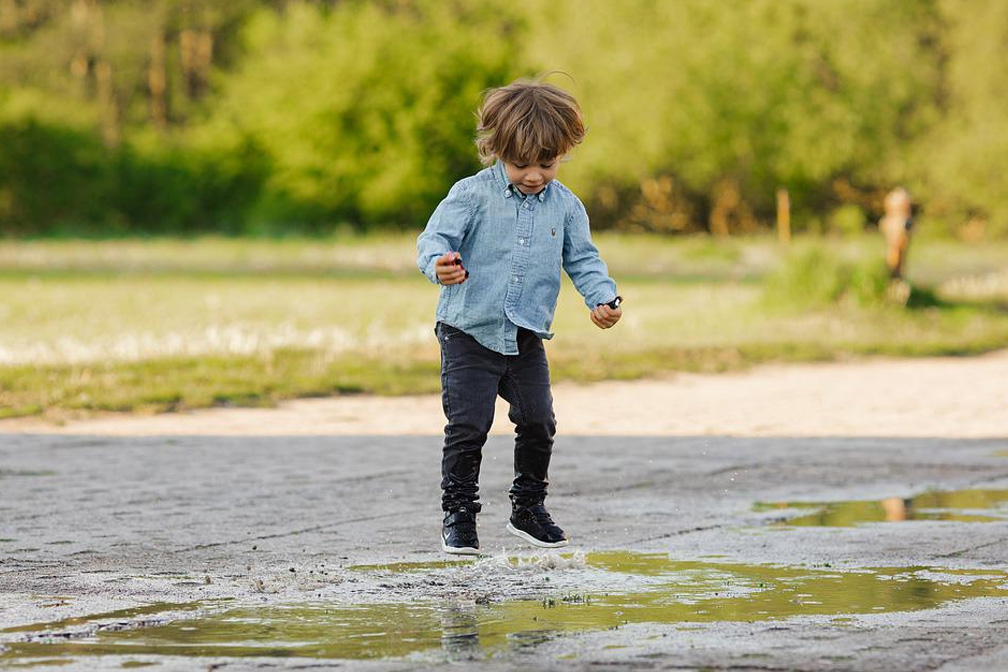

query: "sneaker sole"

left=506, top=522, right=569, bottom=548
left=441, top=538, right=480, bottom=555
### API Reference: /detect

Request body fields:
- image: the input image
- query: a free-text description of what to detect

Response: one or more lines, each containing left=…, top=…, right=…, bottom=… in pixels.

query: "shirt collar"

left=495, top=161, right=550, bottom=202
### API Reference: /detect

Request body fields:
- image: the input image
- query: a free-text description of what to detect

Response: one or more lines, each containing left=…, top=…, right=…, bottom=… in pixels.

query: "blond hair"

left=475, top=79, right=585, bottom=166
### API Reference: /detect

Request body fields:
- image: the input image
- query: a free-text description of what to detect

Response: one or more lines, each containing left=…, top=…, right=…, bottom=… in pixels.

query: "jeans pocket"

left=437, top=322, right=463, bottom=343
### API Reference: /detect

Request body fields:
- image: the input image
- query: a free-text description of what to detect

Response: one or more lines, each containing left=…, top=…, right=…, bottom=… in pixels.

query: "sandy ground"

left=4, top=349, right=1008, bottom=438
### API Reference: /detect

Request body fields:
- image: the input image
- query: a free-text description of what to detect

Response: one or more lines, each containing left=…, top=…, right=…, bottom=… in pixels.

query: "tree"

left=530, top=0, right=943, bottom=233
left=203, top=0, right=524, bottom=230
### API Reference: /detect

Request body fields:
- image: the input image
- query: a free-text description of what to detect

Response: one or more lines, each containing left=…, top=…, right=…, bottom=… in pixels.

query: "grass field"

left=1, top=233, right=1007, bottom=420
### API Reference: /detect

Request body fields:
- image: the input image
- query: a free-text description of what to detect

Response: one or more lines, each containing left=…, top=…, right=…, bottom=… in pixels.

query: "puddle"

left=349, top=559, right=475, bottom=572
left=756, top=489, right=1008, bottom=527
left=3, top=552, right=1007, bottom=664
left=2, top=603, right=202, bottom=634
left=0, top=659, right=74, bottom=668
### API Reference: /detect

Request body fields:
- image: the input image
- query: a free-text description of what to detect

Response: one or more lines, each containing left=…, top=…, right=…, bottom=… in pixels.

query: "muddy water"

left=2, top=603, right=202, bottom=634
left=4, top=552, right=1008, bottom=664
left=756, top=488, right=1008, bottom=527
left=348, top=559, right=473, bottom=572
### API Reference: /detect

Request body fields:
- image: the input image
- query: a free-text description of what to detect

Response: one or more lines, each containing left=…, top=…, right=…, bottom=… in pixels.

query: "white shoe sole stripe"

left=441, top=538, right=480, bottom=555
left=506, top=522, right=569, bottom=548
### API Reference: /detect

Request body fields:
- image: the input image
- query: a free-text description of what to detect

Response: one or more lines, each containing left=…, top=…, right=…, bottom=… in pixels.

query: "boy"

left=416, top=79, right=622, bottom=555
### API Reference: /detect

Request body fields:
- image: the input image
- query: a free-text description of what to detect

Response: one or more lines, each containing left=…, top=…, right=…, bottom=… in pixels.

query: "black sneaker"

left=442, top=510, right=480, bottom=555
left=506, top=504, right=568, bottom=548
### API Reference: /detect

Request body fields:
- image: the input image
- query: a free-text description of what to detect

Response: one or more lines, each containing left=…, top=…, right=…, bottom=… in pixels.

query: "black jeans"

left=437, top=322, right=556, bottom=513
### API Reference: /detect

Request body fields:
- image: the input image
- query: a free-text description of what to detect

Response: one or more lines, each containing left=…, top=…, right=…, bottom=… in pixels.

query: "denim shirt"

left=417, top=162, right=618, bottom=355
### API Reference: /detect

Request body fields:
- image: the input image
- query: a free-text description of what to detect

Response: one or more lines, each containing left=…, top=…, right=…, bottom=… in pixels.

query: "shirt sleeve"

left=416, top=181, right=474, bottom=284
left=562, top=198, right=618, bottom=308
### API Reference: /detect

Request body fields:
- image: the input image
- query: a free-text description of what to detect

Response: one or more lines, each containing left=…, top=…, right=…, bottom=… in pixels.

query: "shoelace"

left=527, top=504, right=555, bottom=527
left=446, top=509, right=477, bottom=525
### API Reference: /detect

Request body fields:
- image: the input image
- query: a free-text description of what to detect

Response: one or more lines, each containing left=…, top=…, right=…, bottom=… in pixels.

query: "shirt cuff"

left=423, top=257, right=441, bottom=285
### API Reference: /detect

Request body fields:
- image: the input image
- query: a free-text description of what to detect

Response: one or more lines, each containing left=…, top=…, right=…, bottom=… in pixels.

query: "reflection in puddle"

left=3, top=552, right=1008, bottom=664
left=349, top=559, right=475, bottom=572
left=756, top=489, right=1008, bottom=527
left=2, top=603, right=203, bottom=635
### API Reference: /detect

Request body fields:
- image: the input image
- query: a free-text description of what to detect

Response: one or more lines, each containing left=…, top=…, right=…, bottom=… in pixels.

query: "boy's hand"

left=591, top=300, right=622, bottom=329
left=435, top=252, right=468, bottom=285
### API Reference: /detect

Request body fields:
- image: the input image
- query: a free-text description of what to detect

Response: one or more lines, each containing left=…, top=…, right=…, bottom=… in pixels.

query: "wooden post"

left=0, top=0, right=17, bottom=34
left=96, top=60, right=119, bottom=147
left=776, top=188, right=791, bottom=245
left=149, top=31, right=168, bottom=130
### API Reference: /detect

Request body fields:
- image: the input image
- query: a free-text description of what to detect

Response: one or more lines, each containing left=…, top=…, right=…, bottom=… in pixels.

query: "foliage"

left=0, top=118, right=113, bottom=235
left=532, top=0, right=943, bottom=233
left=914, top=0, right=1008, bottom=236
left=202, top=0, right=522, bottom=231
left=1, top=0, right=1007, bottom=236
left=0, top=116, right=269, bottom=235
left=763, top=244, right=891, bottom=309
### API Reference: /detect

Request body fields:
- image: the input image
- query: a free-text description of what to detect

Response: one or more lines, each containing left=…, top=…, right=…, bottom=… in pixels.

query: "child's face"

left=503, top=157, right=560, bottom=195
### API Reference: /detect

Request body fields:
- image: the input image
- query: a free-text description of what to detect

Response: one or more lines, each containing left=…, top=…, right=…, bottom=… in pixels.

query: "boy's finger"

left=437, top=251, right=459, bottom=266
left=592, top=306, right=620, bottom=328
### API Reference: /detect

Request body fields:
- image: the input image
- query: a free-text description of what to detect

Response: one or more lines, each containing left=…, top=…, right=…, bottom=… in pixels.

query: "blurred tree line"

left=0, top=0, right=1005, bottom=237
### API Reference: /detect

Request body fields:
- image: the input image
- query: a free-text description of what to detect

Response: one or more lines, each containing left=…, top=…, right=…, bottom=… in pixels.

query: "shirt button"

left=513, top=275, right=519, bottom=282
left=518, top=238, right=525, bottom=245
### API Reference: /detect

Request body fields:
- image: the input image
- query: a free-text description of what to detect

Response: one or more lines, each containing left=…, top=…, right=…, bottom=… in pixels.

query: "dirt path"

left=4, top=349, right=1007, bottom=437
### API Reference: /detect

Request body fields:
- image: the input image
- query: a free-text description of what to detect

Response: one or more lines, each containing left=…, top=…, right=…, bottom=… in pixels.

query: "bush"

left=111, top=135, right=270, bottom=235
left=0, top=118, right=269, bottom=236
left=0, top=119, right=117, bottom=236
left=764, top=244, right=890, bottom=309
left=828, top=204, right=867, bottom=237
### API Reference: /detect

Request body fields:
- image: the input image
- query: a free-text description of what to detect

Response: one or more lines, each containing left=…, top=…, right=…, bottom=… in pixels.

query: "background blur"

left=2, top=0, right=1006, bottom=238
left=2, top=0, right=1008, bottom=422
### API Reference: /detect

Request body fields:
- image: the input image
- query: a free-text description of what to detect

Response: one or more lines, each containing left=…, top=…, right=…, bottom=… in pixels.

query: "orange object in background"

left=879, top=188, right=913, bottom=280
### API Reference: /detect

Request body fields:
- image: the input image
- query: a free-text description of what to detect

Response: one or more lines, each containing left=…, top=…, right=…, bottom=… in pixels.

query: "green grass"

left=2, top=233, right=1008, bottom=420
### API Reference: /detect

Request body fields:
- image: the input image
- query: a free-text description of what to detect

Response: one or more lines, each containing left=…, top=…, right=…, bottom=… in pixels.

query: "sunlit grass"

left=1, top=233, right=1007, bottom=420
left=0, top=275, right=435, bottom=365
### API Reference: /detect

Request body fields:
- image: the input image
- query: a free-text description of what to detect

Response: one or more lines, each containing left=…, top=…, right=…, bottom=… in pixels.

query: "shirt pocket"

left=536, top=219, right=564, bottom=273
